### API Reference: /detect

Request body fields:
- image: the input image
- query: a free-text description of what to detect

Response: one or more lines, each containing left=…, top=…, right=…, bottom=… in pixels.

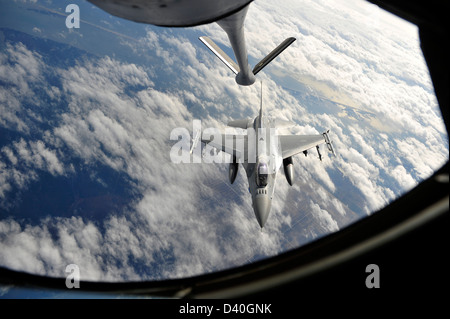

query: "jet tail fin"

left=190, top=128, right=201, bottom=154
left=252, top=37, right=296, bottom=75
left=199, top=36, right=240, bottom=75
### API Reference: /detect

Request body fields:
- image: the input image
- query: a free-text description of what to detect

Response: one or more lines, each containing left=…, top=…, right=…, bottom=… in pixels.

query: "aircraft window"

left=0, top=0, right=447, bottom=291
left=256, top=162, right=269, bottom=187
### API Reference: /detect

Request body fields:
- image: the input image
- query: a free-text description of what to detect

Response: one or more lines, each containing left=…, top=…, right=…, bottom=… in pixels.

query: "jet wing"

left=279, top=134, right=325, bottom=159
left=202, top=134, right=247, bottom=160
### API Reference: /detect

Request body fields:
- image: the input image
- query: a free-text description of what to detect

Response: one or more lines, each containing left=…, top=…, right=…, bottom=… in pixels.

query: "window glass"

left=0, top=0, right=447, bottom=282
left=257, top=162, right=268, bottom=187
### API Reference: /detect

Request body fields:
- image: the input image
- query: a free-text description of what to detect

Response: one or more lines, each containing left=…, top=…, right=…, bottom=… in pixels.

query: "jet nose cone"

left=253, top=194, right=271, bottom=228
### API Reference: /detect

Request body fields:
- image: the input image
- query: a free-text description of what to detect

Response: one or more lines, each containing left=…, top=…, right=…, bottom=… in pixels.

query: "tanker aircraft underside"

left=191, top=84, right=335, bottom=228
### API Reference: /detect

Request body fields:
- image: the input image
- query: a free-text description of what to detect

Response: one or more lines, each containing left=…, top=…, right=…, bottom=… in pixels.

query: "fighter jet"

left=86, top=0, right=295, bottom=86
left=191, top=84, right=335, bottom=228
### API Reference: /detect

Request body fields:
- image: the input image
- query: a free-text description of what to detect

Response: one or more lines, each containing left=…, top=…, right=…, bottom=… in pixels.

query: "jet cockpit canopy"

left=256, top=161, right=268, bottom=187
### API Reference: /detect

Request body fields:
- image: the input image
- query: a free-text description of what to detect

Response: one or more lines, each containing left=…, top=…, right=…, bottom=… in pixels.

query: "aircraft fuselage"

left=242, top=112, right=283, bottom=228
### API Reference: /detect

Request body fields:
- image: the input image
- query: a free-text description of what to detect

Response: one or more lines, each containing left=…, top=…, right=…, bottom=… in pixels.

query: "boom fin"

left=199, top=36, right=239, bottom=75
left=253, top=37, right=296, bottom=75
left=199, top=36, right=296, bottom=84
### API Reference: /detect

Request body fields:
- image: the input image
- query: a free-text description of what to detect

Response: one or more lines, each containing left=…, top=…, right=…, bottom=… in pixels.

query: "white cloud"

left=390, top=165, right=416, bottom=190
left=309, top=200, right=339, bottom=233
left=395, top=137, right=446, bottom=180
left=0, top=138, right=66, bottom=204
left=0, top=43, right=44, bottom=133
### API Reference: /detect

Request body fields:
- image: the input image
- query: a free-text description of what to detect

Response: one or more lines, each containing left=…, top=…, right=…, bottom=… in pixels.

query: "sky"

left=0, top=0, right=448, bottom=285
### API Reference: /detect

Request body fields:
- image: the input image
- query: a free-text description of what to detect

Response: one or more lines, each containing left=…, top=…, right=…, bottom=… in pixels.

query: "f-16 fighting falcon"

left=190, top=84, right=335, bottom=228
left=87, top=0, right=295, bottom=86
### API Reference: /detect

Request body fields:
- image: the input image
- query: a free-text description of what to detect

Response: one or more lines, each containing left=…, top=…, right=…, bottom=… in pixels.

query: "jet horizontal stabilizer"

left=228, top=118, right=251, bottom=129
left=199, top=36, right=240, bottom=75
left=252, top=37, right=296, bottom=75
